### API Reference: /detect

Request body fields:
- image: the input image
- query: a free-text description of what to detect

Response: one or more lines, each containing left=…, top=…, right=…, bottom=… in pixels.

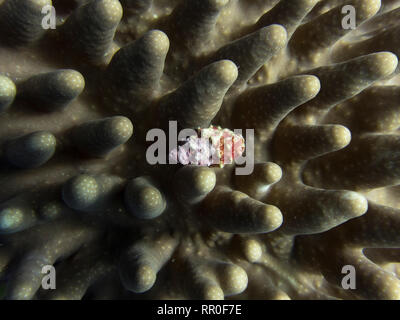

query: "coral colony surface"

left=0, top=0, right=399, bottom=300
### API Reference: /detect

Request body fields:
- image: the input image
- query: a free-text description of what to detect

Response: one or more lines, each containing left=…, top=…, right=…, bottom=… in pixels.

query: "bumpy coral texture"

left=0, top=0, right=399, bottom=300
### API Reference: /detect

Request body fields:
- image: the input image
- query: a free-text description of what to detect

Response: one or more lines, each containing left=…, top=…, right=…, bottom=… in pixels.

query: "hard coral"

left=0, top=0, right=399, bottom=300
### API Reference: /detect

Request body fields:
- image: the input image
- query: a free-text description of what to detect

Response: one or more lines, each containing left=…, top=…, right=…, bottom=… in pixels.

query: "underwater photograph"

left=0, top=0, right=399, bottom=303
